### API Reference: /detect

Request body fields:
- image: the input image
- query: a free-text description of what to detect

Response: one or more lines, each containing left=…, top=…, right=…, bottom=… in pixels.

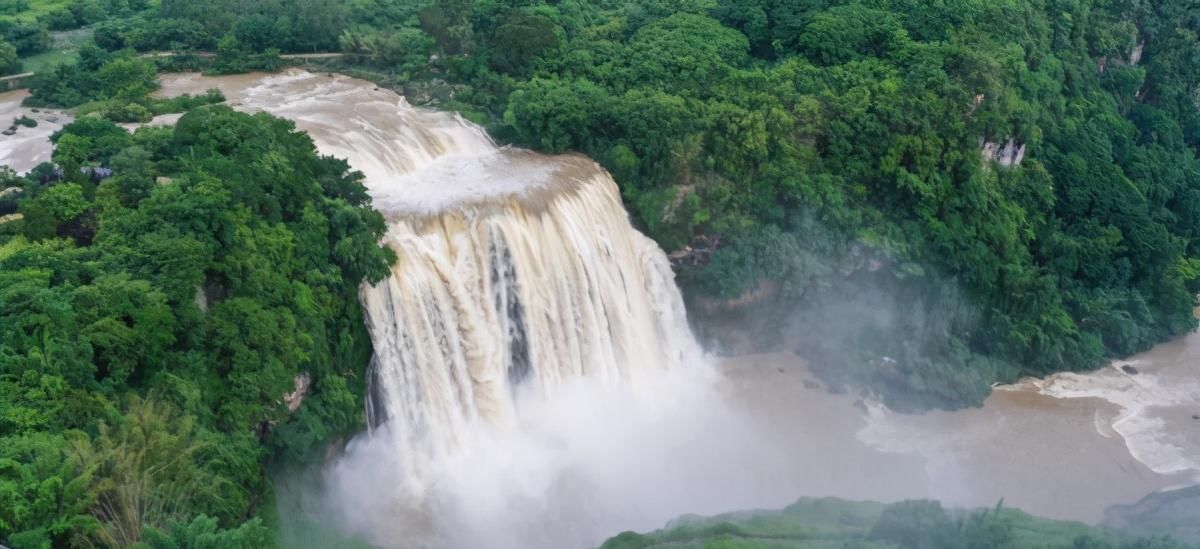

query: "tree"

left=20, top=183, right=89, bottom=241
left=96, top=57, right=158, bottom=102
left=489, top=11, right=559, bottom=76
left=0, top=38, right=18, bottom=76
left=79, top=399, right=234, bottom=547
left=137, top=515, right=271, bottom=549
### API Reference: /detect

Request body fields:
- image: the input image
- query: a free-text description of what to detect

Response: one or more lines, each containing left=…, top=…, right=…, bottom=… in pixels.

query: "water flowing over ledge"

left=203, top=69, right=703, bottom=445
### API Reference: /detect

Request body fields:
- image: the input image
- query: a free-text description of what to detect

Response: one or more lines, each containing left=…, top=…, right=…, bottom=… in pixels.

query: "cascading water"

left=229, top=71, right=699, bottom=447
left=215, top=70, right=699, bottom=399
left=360, top=158, right=699, bottom=458
left=194, top=70, right=796, bottom=548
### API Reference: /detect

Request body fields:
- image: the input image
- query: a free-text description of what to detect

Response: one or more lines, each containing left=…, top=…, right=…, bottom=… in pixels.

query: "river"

left=1, top=69, right=1195, bottom=545
left=0, top=88, right=73, bottom=173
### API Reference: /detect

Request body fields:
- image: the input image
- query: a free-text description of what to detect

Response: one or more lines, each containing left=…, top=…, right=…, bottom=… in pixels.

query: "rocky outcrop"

left=693, top=279, right=781, bottom=313
left=283, top=372, right=312, bottom=412
left=668, top=234, right=722, bottom=267
left=193, top=285, right=208, bottom=313
left=981, top=138, right=1025, bottom=167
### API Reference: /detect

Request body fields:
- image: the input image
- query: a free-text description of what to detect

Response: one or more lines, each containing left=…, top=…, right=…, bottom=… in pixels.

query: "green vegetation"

left=0, top=0, right=72, bottom=24
left=0, top=106, right=393, bottom=547
left=25, top=46, right=223, bottom=121
left=23, top=0, right=1198, bottom=409
left=600, top=498, right=1192, bottom=549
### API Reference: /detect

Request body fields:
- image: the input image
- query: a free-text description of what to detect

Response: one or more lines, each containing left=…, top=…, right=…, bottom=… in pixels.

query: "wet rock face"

left=981, top=137, right=1026, bottom=167
left=284, top=372, right=311, bottom=412
left=1130, top=42, right=1145, bottom=66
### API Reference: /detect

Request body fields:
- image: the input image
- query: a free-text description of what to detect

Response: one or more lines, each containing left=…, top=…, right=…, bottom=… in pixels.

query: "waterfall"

left=360, top=158, right=699, bottom=457
left=217, top=71, right=789, bottom=549
left=230, top=71, right=699, bottom=459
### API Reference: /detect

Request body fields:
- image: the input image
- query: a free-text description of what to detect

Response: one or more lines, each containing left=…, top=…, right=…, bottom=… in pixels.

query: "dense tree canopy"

left=0, top=107, right=392, bottom=547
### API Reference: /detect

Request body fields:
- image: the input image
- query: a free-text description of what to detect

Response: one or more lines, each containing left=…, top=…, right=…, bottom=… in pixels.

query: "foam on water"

left=0, top=89, right=73, bottom=173
left=1005, top=356, right=1200, bottom=478
left=851, top=340, right=1200, bottom=523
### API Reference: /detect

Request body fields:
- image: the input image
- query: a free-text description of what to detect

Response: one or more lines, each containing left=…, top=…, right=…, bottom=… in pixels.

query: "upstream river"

left=1, top=71, right=1196, bottom=537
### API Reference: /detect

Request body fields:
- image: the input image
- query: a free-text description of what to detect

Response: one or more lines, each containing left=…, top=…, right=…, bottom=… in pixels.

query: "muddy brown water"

left=720, top=351, right=1190, bottom=523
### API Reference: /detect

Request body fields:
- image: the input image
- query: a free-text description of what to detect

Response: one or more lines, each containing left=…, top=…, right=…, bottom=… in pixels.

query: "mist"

left=286, top=363, right=812, bottom=548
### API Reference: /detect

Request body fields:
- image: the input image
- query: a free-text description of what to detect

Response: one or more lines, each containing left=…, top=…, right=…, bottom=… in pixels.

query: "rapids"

left=0, top=88, right=73, bottom=173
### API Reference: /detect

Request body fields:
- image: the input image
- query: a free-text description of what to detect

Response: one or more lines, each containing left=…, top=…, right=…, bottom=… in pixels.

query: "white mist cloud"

left=307, top=364, right=804, bottom=549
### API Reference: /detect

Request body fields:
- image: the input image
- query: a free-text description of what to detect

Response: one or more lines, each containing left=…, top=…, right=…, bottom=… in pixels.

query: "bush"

left=870, top=500, right=959, bottom=549
left=43, top=8, right=81, bottom=31
left=0, top=38, right=18, bottom=76
left=148, top=88, right=225, bottom=115
left=104, top=102, right=153, bottom=123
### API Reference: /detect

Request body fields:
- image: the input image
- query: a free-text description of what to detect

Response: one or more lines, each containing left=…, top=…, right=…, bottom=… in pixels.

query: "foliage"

left=135, top=514, right=270, bottom=549
left=0, top=36, right=17, bottom=74
left=147, top=88, right=223, bottom=115
left=0, top=107, right=393, bottom=547
left=599, top=498, right=1191, bottom=549
left=26, top=46, right=157, bottom=108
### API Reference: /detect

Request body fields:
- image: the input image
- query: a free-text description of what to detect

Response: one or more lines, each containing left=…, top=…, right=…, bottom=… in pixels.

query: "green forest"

left=8, top=0, right=1200, bottom=409
left=2, top=0, right=1200, bottom=546
left=599, top=497, right=1194, bottom=549
left=1, top=107, right=393, bottom=545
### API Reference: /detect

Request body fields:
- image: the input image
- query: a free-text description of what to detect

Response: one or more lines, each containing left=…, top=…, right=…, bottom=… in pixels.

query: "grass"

left=18, top=28, right=92, bottom=74
left=0, top=0, right=71, bottom=23
left=20, top=47, right=74, bottom=73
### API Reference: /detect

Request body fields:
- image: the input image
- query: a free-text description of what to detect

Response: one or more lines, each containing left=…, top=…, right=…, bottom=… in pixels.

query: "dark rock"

left=1122, top=364, right=1139, bottom=375
left=802, top=379, right=820, bottom=390
left=2, top=127, right=15, bottom=136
